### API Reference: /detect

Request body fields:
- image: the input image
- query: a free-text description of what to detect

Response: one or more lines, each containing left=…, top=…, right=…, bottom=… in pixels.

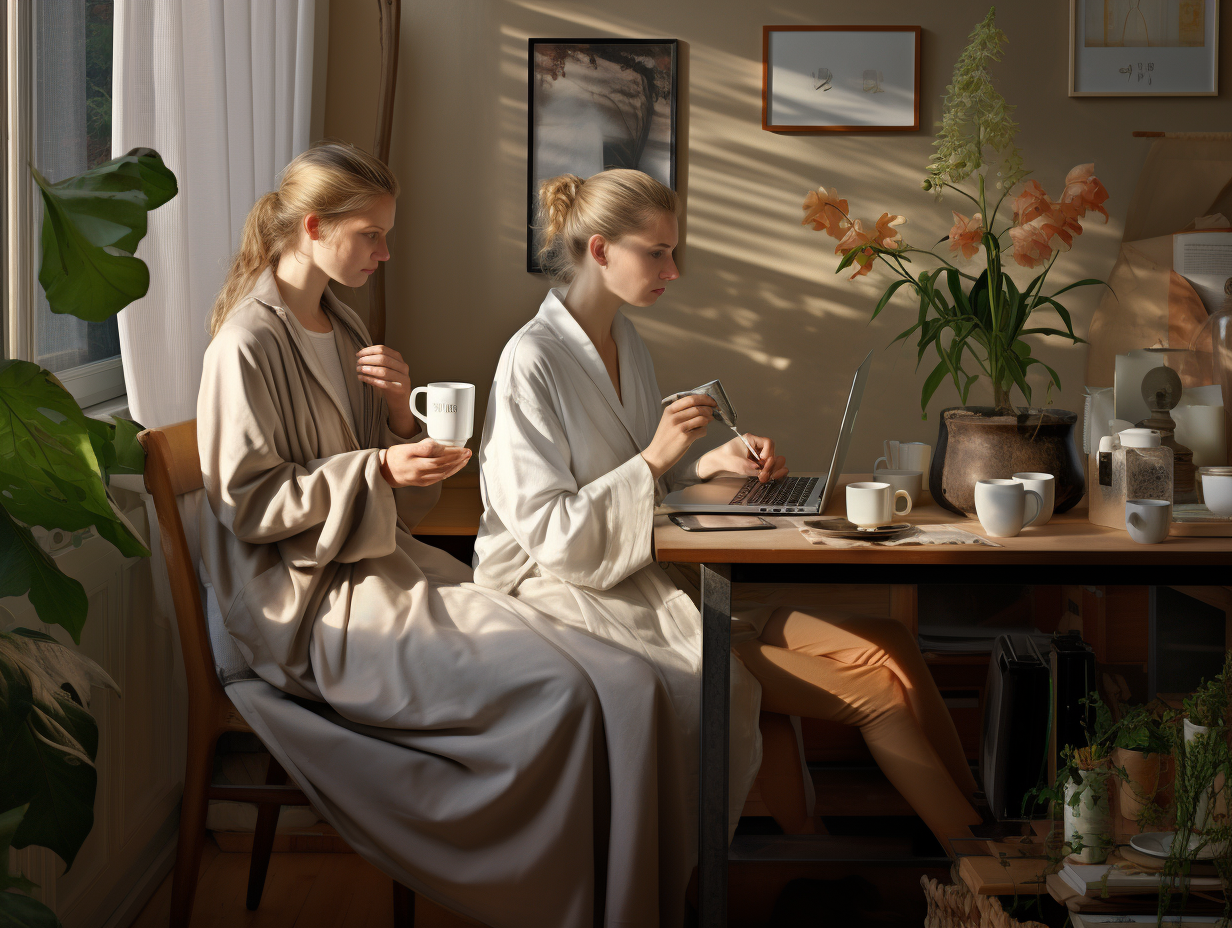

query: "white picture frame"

left=1069, top=0, right=1219, bottom=96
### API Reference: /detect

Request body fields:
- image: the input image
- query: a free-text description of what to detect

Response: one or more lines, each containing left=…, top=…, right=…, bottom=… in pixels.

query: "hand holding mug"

left=380, top=439, right=470, bottom=488
left=410, top=382, right=475, bottom=447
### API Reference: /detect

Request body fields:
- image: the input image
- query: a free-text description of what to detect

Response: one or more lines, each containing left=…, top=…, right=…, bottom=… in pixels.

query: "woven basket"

left=921, top=873, right=1049, bottom=928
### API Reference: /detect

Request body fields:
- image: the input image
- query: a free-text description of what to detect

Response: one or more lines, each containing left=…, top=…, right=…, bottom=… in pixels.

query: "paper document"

left=1174, top=229, right=1232, bottom=316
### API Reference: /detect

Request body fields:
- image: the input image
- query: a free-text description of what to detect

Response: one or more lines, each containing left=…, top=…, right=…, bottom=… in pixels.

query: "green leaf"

left=1003, top=352, right=1033, bottom=405
left=1039, top=297, right=1083, bottom=341
left=920, top=357, right=950, bottom=416
left=835, top=247, right=861, bottom=274
left=0, top=360, right=149, bottom=560
left=0, top=890, right=63, bottom=928
left=106, top=417, right=145, bottom=476
left=0, top=805, right=39, bottom=895
left=945, top=268, right=970, bottom=314
left=1019, top=327, right=1078, bottom=340
left=33, top=148, right=177, bottom=322
left=0, top=510, right=88, bottom=641
left=961, top=373, right=980, bottom=404
left=0, top=629, right=114, bottom=869
left=871, top=278, right=913, bottom=321
left=1047, top=277, right=1107, bottom=299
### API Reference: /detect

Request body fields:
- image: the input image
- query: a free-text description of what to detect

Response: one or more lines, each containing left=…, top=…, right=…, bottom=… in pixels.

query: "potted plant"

left=0, top=148, right=176, bottom=926
left=801, top=7, right=1107, bottom=516
left=1110, top=701, right=1175, bottom=830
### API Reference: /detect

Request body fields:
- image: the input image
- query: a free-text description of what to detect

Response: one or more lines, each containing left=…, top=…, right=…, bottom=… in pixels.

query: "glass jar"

left=1088, top=428, right=1174, bottom=530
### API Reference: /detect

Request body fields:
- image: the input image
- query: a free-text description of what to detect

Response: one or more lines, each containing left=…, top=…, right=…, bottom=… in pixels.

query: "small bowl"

left=1199, top=468, right=1232, bottom=518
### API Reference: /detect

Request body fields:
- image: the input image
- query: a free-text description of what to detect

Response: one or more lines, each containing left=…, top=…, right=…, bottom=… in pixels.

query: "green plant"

left=801, top=7, right=1107, bottom=417
left=1114, top=701, right=1174, bottom=755
left=0, top=147, right=176, bottom=926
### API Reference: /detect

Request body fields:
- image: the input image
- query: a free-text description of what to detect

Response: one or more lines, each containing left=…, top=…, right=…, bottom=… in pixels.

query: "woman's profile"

left=474, top=168, right=984, bottom=856
left=197, top=143, right=689, bottom=927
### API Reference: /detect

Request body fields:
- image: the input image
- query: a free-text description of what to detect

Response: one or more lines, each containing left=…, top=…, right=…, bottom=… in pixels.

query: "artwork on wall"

left=761, top=26, right=921, bottom=132
left=527, top=38, right=678, bottom=273
left=1069, top=0, right=1219, bottom=95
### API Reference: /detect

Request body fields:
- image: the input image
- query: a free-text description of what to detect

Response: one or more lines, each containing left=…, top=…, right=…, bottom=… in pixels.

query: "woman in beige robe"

left=198, top=143, right=689, bottom=928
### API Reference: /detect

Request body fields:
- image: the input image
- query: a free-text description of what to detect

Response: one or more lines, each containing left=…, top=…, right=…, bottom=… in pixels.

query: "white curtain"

left=112, top=0, right=318, bottom=428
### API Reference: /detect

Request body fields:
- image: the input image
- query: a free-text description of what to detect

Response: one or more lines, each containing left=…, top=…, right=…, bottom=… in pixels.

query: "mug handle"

left=1022, top=489, right=1043, bottom=527
left=893, top=489, right=912, bottom=517
left=410, top=386, right=430, bottom=427
left=873, top=456, right=889, bottom=472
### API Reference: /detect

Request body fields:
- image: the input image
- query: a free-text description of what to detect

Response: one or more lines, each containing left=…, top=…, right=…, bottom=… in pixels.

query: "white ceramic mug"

left=1125, top=498, right=1171, bottom=544
left=872, top=469, right=923, bottom=506
left=409, top=382, right=475, bottom=447
left=974, top=479, right=1043, bottom=538
left=1199, top=468, right=1232, bottom=517
left=1011, top=472, right=1056, bottom=526
left=873, top=440, right=931, bottom=476
left=846, top=481, right=912, bottom=529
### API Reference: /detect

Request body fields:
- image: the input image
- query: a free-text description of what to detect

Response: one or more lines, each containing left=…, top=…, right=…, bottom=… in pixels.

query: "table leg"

left=698, top=562, right=731, bottom=928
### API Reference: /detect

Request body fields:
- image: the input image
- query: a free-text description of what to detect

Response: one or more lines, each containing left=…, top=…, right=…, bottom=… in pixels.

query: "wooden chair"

left=139, top=421, right=414, bottom=927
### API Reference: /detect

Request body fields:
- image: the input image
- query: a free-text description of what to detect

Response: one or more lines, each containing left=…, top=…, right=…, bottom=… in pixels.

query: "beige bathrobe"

left=473, top=290, right=764, bottom=835
left=197, top=269, right=690, bottom=928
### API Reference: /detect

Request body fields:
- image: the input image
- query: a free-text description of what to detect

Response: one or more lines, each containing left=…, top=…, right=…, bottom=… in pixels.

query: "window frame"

left=4, top=0, right=125, bottom=407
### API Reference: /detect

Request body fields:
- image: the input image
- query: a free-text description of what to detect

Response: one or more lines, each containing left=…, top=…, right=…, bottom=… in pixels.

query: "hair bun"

left=538, top=174, right=584, bottom=248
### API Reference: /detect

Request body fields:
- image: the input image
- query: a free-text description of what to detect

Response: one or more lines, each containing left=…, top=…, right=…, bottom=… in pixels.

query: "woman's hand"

left=641, top=394, right=715, bottom=480
left=380, top=439, right=470, bottom=488
left=356, top=345, right=416, bottom=438
left=698, top=434, right=789, bottom=484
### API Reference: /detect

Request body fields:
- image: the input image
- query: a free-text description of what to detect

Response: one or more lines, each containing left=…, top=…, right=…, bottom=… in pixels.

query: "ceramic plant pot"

left=1112, top=747, right=1164, bottom=824
left=930, top=406, right=1085, bottom=516
left=1184, top=719, right=1228, bottom=854
left=1064, top=768, right=1112, bottom=864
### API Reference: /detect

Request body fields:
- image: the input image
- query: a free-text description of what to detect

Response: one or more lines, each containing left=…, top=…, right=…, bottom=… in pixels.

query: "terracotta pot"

left=1112, top=747, right=1163, bottom=823
left=929, top=406, right=1085, bottom=516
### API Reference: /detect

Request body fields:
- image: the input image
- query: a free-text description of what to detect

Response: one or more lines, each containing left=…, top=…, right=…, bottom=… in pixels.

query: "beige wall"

left=323, top=0, right=1232, bottom=472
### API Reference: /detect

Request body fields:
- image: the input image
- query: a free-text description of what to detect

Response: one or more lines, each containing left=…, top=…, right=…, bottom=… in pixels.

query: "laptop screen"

left=817, top=350, right=874, bottom=515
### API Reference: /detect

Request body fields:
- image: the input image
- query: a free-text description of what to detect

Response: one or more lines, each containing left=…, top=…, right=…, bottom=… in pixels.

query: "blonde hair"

left=536, top=169, right=678, bottom=282
left=209, top=140, right=399, bottom=336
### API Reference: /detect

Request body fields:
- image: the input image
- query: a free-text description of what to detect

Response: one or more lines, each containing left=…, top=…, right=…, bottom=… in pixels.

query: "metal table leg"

left=698, top=563, right=731, bottom=928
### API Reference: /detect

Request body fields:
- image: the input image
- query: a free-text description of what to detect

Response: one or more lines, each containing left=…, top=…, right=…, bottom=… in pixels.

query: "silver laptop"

left=661, top=350, right=872, bottom=515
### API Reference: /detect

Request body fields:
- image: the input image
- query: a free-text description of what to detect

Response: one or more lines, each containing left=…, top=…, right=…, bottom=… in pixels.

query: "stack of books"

left=1056, top=862, right=1226, bottom=926
left=1060, top=863, right=1223, bottom=897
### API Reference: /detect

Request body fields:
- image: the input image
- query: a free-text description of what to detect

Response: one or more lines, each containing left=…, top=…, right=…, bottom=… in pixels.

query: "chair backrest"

left=139, top=420, right=225, bottom=704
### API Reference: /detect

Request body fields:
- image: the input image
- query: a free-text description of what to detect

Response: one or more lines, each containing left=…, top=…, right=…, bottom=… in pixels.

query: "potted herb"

left=1110, top=702, right=1174, bottom=830
left=800, top=7, right=1107, bottom=516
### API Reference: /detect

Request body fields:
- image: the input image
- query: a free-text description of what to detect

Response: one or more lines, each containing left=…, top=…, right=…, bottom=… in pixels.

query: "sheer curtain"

left=112, top=0, right=318, bottom=428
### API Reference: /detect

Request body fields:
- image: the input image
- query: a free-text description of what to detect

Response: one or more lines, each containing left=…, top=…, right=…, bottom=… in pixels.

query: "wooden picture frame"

left=762, top=25, right=921, bottom=132
left=1069, top=0, right=1219, bottom=96
left=527, top=38, right=678, bottom=273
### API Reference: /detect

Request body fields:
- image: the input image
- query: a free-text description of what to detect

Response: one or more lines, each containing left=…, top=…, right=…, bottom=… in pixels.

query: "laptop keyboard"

left=729, top=475, right=819, bottom=509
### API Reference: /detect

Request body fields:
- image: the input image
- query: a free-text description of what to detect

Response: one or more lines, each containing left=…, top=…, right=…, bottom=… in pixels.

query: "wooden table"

left=655, top=474, right=1232, bottom=928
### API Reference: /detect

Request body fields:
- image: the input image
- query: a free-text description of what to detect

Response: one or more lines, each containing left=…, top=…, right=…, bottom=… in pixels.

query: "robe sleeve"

left=199, top=325, right=398, bottom=565
left=482, top=362, right=656, bottom=592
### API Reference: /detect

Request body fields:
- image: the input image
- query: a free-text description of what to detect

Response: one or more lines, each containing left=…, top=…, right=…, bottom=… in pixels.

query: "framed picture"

left=761, top=25, right=921, bottom=132
left=527, top=38, right=678, bottom=273
left=1069, top=0, right=1219, bottom=95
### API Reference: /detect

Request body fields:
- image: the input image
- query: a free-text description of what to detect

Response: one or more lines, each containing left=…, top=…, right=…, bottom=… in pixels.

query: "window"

left=6, top=1, right=122, bottom=408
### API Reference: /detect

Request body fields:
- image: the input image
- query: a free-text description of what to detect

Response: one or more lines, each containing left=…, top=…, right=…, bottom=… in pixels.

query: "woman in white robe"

left=474, top=169, right=983, bottom=855
left=198, top=143, right=690, bottom=928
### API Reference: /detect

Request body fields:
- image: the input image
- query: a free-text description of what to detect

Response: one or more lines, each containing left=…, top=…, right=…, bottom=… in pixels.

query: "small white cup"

left=873, top=440, right=931, bottom=476
left=974, top=479, right=1043, bottom=538
left=873, top=469, right=923, bottom=506
left=846, top=481, right=912, bottom=530
left=410, top=382, right=475, bottom=447
left=1125, top=498, right=1171, bottom=544
left=1011, top=472, right=1056, bottom=526
left=1200, top=469, right=1232, bottom=517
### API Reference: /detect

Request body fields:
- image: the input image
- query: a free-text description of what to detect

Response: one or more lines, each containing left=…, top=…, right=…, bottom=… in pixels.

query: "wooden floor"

left=131, top=837, right=486, bottom=928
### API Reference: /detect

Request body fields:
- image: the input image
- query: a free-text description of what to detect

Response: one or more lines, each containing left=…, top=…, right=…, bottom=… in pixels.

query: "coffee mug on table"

left=1200, top=467, right=1232, bottom=517
left=1011, top=472, right=1056, bottom=526
left=872, top=469, right=923, bottom=506
left=410, top=382, right=475, bottom=447
left=846, top=481, right=912, bottom=530
left=873, top=440, right=932, bottom=476
left=974, top=479, right=1043, bottom=538
left=1125, top=498, right=1171, bottom=544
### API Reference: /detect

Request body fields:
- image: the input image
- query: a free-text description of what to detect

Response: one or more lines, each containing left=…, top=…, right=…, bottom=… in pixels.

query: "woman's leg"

left=761, top=609, right=978, bottom=795
left=756, top=711, right=817, bottom=835
left=735, top=618, right=981, bottom=855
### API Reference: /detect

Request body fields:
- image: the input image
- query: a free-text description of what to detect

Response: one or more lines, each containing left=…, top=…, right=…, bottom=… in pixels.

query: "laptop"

left=661, top=350, right=872, bottom=515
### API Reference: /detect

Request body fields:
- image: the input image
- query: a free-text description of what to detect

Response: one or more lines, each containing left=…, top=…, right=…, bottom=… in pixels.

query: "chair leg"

left=245, top=754, right=289, bottom=910
left=170, top=726, right=219, bottom=928
left=392, top=881, right=415, bottom=928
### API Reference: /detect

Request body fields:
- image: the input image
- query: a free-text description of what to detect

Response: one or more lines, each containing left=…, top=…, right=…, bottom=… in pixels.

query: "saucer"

left=803, top=518, right=914, bottom=541
left=1130, top=831, right=1226, bottom=860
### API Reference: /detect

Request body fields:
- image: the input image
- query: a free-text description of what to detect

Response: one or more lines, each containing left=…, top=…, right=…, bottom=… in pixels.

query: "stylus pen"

left=661, top=392, right=762, bottom=463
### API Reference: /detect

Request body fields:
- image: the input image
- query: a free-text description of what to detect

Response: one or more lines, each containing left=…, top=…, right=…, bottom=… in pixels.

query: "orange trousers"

left=735, top=608, right=982, bottom=856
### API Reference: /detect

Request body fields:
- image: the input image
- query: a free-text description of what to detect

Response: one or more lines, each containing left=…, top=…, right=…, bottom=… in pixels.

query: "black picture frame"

left=527, top=38, right=678, bottom=273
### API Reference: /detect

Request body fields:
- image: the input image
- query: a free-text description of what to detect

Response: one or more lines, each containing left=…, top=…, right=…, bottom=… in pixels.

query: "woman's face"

left=308, top=194, right=396, bottom=288
left=600, top=211, right=680, bottom=307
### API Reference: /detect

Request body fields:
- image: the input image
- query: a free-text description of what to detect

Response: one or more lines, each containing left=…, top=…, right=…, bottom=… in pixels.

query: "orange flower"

left=1060, top=163, right=1109, bottom=222
left=873, top=212, right=906, bottom=248
left=834, top=220, right=878, bottom=278
left=1009, top=220, right=1053, bottom=269
left=948, top=211, right=984, bottom=259
left=801, top=186, right=850, bottom=239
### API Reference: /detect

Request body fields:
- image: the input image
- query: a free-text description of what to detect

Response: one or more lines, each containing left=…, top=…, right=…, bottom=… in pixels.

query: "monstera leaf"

left=0, top=626, right=116, bottom=870
left=33, top=147, right=177, bottom=321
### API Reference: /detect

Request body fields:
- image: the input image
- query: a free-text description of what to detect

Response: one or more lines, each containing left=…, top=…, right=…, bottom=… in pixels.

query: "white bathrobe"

left=474, top=289, right=763, bottom=833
